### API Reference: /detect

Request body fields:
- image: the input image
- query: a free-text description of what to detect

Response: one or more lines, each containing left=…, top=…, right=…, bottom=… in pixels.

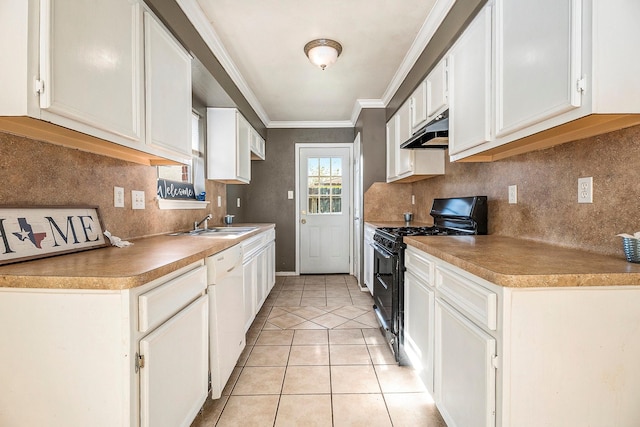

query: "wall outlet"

left=217, top=195, right=222, bottom=207
left=132, top=190, right=145, bottom=209
left=411, top=195, right=416, bottom=205
left=287, top=190, right=294, bottom=200
left=508, top=185, right=518, bottom=204
left=114, top=186, right=125, bottom=208
left=236, top=197, right=241, bottom=208
left=578, top=177, right=593, bottom=203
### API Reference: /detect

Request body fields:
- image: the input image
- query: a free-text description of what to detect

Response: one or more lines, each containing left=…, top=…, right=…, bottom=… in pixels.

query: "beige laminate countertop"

left=405, top=235, right=640, bottom=288
left=0, top=224, right=275, bottom=291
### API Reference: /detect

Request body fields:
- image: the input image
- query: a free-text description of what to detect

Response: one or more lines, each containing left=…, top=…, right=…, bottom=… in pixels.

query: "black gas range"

left=372, top=196, right=488, bottom=363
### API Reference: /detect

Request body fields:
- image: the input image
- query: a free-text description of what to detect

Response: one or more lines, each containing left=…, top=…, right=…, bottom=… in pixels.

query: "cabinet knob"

left=301, top=219, right=307, bottom=224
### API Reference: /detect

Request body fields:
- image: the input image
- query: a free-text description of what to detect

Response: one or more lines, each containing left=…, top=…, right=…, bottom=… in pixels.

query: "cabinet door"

left=267, top=240, right=276, bottom=292
left=236, top=113, right=252, bottom=182
left=435, top=299, right=496, bottom=427
left=396, top=101, right=413, bottom=177
left=139, top=294, right=208, bottom=427
left=426, top=58, right=448, bottom=122
left=144, top=10, right=192, bottom=159
left=385, top=116, right=397, bottom=181
left=411, top=81, right=428, bottom=132
left=39, top=0, right=143, bottom=143
left=255, top=248, right=267, bottom=310
left=495, top=0, right=582, bottom=137
left=242, top=258, right=256, bottom=332
left=250, top=129, right=266, bottom=160
left=449, top=3, right=492, bottom=155
left=363, top=226, right=375, bottom=295
left=404, top=270, right=435, bottom=394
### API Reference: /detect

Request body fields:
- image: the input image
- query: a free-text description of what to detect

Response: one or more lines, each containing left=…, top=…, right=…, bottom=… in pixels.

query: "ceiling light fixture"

left=304, top=39, right=342, bottom=70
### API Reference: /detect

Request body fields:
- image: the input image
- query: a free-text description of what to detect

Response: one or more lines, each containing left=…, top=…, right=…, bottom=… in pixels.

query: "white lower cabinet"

left=435, top=299, right=496, bottom=427
left=363, top=224, right=375, bottom=295
left=403, top=270, right=435, bottom=393
left=242, top=228, right=276, bottom=332
left=405, top=244, right=640, bottom=427
left=139, top=294, right=208, bottom=427
left=0, top=261, right=208, bottom=427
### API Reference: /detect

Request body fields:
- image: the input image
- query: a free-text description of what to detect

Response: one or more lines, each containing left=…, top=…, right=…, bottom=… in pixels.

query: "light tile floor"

left=191, top=275, right=447, bottom=427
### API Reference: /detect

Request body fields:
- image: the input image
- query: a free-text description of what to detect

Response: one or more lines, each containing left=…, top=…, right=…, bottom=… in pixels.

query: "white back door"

left=297, top=145, right=352, bottom=274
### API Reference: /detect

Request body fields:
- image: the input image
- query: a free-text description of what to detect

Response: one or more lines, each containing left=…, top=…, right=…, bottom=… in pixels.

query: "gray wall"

left=233, top=128, right=354, bottom=272
left=356, top=108, right=387, bottom=192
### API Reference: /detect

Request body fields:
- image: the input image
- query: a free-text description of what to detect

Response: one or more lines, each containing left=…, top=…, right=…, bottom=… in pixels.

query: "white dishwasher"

left=206, top=244, right=245, bottom=399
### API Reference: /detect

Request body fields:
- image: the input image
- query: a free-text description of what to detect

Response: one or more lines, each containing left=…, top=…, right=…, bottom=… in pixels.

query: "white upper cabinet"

left=0, top=0, right=193, bottom=165
left=250, top=128, right=266, bottom=160
left=448, top=2, right=492, bottom=155
left=410, top=81, right=428, bottom=133
left=449, top=0, right=640, bottom=162
left=207, top=108, right=252, bottom=184
left=386, top=99, right=445, bottom=183
left=38, top=0, right=144, bottom=145
left=495, top=0, right=581, bottom=138
left=144, top=10, right=192, bottom=159
left=425, top=57, right=449, bottom=123
left=396, top=101, right=414, bottom=177
left=410, top=56, right=448, bottom=134
left=386, top=112, right=398, bottom=181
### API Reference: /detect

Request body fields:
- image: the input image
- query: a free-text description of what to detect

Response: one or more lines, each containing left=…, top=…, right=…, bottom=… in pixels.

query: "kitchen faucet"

left=194, top=214, right=212, bottom=231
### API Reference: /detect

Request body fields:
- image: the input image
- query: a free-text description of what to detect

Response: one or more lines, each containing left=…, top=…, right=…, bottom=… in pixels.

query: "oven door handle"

left=372, top=242, right=393, bottom=259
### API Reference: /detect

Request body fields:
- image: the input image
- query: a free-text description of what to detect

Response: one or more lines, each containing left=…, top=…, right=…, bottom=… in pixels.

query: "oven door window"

left=373, top=244, right=396, bottom=333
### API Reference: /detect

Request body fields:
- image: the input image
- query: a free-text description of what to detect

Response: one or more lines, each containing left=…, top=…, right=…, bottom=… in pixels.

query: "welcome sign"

left=0, top=206, right=107, bottom=265
left=157, top=179, right=196, bottom=200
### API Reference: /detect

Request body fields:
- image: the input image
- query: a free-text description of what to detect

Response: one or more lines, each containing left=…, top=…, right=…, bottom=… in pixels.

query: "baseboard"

left=275, top=271, right=297, bottom=276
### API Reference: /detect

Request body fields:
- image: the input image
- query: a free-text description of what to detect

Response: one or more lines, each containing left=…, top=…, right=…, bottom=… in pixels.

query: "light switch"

left=132, top=190, right=145, bottom=210
left=236, top=198, right=241, bottom=208
left=287, top=191, right=294, bottom=200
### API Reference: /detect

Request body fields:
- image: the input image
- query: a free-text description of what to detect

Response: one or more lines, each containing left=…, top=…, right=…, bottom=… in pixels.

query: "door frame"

left=294, top=143, right=354, bottom=275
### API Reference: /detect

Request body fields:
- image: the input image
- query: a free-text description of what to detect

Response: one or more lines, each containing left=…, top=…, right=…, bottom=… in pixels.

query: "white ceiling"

left=178, top=0, right=454, bottom=128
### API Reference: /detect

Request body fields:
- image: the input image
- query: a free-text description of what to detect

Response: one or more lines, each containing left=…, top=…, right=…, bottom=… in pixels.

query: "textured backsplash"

left=4, top=121, right=639, bottom=257
left=0, top=132, right=227, bottom=240
left=366, top=124, right=640, bottom=257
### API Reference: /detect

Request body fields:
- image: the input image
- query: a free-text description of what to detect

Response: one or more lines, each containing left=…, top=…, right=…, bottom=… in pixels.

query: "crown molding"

left=176, top=0, right=271, bottom=126
left=350, top=99, right=386, bottom=125
left=381, top=0, right=456, bottom=105
left=267, top=120, right=354, bottom=129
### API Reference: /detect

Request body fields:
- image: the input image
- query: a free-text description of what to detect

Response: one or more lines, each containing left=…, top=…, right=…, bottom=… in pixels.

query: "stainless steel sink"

left=170, top=226, right=258, bottom=237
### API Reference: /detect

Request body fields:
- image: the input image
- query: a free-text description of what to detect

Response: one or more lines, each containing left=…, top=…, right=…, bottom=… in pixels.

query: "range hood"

left=400, top=110, right=449, bottom=149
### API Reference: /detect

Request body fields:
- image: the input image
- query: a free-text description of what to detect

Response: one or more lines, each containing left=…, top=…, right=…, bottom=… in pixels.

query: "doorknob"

left=301, top=219, right=306, bottom=224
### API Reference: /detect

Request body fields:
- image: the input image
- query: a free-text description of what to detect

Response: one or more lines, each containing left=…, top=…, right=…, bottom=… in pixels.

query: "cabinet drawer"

left=139, top=265, right=207, bottom=333
left=436, top=266, right=497, bottom=331
left=406, top=246, right=435, bottom=286
left=242, top=233, right=266, bottom=259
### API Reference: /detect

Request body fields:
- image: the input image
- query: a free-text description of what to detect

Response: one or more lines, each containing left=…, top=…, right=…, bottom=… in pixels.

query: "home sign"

left=0, top=206, right=107, bottom=265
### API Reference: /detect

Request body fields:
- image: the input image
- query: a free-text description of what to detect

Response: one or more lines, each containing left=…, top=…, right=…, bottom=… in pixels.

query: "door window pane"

left=307, top=157, right=342, bottom=214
